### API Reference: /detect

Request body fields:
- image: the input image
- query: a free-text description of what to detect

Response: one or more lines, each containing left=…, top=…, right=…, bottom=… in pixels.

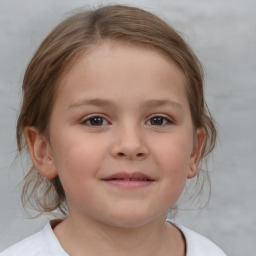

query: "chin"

left=100, top=210, right=164, bottom=229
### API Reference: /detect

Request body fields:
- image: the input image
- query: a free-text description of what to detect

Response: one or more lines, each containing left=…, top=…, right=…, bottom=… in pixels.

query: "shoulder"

left=0, top=222, right=68, bottom=256
left=177, top=224, right=227, bottom=256
left=0, top=229, right=46, bottom=256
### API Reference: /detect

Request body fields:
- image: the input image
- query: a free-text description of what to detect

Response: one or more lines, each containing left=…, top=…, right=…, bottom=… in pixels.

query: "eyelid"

left=79, top=113, right=174, bottom=126
left=146, top=114, right=174, bottom=125
left=80, top=114, right=111, bottom=126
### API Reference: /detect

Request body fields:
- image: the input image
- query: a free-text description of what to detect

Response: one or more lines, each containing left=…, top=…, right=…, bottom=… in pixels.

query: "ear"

left=24, top=126, right=58, bottom=179
left=187, top=128, right=206, bottom=179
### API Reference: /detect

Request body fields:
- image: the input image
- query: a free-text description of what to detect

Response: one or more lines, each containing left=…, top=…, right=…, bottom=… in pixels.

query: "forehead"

left=54, top=41, right=189, bottom=111
left=60, top=40, right=185, bottom=83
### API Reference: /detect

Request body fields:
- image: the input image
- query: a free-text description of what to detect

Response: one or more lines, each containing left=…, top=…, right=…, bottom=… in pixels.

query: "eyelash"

left=81, top=114, right=173, bottom=127
left=146, top=116, right=173, bottom=126
left=81, top=115, right=110, bottom=126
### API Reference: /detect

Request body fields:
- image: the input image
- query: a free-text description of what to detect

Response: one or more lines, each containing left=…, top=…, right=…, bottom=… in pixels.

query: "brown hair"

left=17, top=4, right=216, bottom=214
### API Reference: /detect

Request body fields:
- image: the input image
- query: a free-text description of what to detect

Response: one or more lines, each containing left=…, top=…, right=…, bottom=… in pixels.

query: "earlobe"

left=25, top=126, right=57, bottom=179
left=187, top=128, right=206, bottom=179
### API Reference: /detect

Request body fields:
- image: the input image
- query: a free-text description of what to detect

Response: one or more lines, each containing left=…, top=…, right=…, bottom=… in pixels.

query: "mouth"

left=102, top=172, right=155, bottom=188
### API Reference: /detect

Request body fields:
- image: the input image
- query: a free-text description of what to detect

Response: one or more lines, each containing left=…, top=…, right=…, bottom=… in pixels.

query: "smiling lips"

left=102, top=172, right=155, bottom=189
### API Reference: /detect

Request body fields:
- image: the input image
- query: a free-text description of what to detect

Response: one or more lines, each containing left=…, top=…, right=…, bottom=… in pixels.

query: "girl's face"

left=31, top=42, right=204, bottom=227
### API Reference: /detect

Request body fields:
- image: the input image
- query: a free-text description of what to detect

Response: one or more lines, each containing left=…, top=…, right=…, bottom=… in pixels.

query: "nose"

left=110, top=125, right=149, bottom=161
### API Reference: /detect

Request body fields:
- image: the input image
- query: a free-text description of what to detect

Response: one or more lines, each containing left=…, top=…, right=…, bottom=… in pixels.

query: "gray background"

left=0, top=0, right=255, bottom=255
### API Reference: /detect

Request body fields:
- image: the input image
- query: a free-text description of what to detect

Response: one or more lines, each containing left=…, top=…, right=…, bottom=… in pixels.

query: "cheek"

left=51, top=134, right=106, bottom=180
left=152, top=134, right=193, bottom=194
left=50, top=140, right=102, bottom=203
left=153, top=134, right=193, bottom=169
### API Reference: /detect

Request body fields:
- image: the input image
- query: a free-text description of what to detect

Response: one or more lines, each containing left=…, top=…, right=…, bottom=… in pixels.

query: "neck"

left=54, top=214, right=185, bottom=256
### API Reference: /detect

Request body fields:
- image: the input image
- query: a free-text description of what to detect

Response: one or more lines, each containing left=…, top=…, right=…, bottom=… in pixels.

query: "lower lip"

left=102, top=179, right=154, bottom=189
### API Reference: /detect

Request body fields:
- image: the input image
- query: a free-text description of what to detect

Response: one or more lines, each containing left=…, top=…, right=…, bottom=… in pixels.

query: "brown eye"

left=89, top=117, right=104, bottom=126
left=82, top=116, right=109, bottom=126
left=151, top=117, right=164, bottom=125
left=147, top=116, right=171, bottom=126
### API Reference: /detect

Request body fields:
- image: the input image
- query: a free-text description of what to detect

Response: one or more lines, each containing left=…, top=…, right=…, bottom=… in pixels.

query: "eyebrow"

left=69, top=98, right=184, bottom=112
left=69, top=98, right=117, bottom=109
left=142, top=99, right=184, bottom=112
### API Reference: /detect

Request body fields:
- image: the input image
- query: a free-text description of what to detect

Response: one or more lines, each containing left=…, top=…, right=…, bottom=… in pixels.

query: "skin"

left=25, top=41, right=205, bottom=256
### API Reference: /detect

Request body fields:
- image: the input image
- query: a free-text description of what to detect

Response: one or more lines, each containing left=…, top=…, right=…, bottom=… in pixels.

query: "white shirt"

left=0, top=221, right=227, bottom=256
left=176, top=224, right=227, bottom=255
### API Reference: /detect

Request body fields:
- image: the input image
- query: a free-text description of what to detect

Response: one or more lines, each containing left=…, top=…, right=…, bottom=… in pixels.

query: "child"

left=1, top=4, right=227, bottom=256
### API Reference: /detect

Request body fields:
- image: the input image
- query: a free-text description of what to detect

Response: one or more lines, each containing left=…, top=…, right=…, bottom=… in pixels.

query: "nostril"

left=117, top=152, right=144, bottom=157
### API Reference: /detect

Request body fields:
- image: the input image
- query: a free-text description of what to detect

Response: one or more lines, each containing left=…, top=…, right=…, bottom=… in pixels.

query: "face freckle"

left=45, top=41, right=204, bottom=228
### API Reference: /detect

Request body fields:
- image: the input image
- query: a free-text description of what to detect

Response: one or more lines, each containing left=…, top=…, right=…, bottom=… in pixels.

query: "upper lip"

left=102, top=172, right=155, bottom=181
